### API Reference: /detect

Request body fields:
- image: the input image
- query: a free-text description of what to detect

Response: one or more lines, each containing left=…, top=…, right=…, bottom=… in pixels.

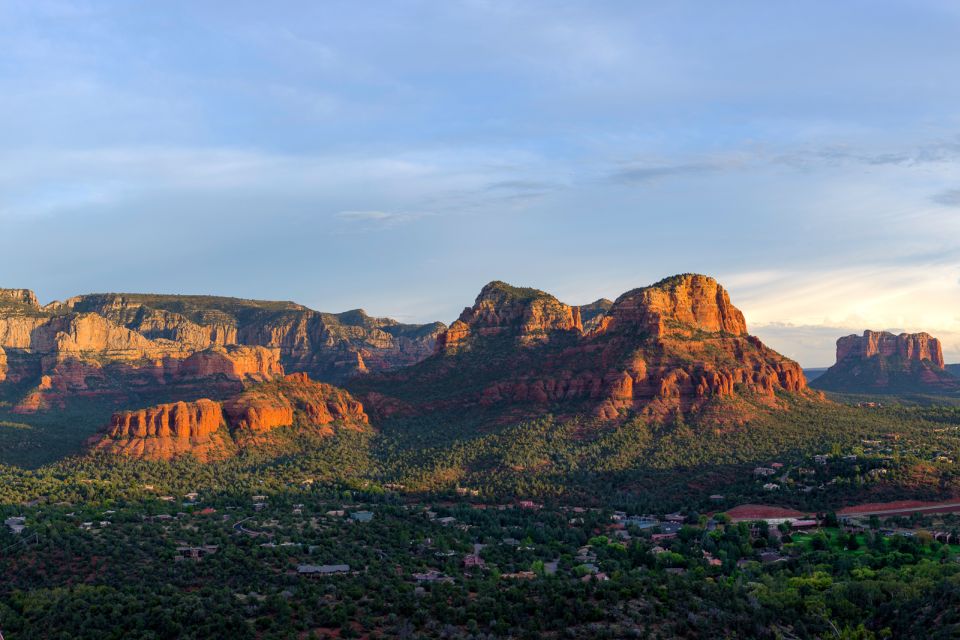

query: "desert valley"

left=4, top=2, right=960, bottom=637
left=2, top=275, right=960, bottom=638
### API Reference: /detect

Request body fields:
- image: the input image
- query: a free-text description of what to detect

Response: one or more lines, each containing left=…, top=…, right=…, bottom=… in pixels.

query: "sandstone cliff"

left=436, top=281, right=582, bottom=353
left=92, top=373, right=369, bottom=461
left=812, top=330, right=959, bottom=394
left=354, top=274, right=808, bottom=427
left=0, top=288, right=443, bottom=412
left=61, top=293, right=444, bottom=380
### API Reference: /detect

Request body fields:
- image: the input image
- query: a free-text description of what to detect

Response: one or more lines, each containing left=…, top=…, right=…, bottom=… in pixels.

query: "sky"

left=2, top=0, right=960, bottom=367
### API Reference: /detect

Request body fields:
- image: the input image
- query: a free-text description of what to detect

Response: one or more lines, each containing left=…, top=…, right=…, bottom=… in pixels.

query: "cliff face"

left=354, top=274, right=809, bottom=426
left=64, top=293, right=444, bottom=380
left=836, top=330, right=944, bottom=368
left=812, top=330, right=958, bottom=394
left=92, top=373, right=369, bottom=461
left=0, top=288, right=443, bottom=412
left=605, top=275, right=748, bottom=337
left=435, top=281, right=582, bottom=353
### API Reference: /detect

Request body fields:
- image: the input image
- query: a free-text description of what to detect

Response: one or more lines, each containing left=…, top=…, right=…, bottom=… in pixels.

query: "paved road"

left=840, top=501, right=960, bottom=518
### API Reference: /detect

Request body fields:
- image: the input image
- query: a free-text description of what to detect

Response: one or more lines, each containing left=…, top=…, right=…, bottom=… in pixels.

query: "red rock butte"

left=358, top=274, right=810, bottom=426
left=91, top=373, right=369, bottom=461
left=812, top=329, right=958, bottom=394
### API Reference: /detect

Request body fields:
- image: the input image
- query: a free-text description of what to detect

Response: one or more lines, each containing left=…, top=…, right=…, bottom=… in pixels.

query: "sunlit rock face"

left=357, top=274, right=809, bottom=427
left=91, top=373, right=369, bottom=461
left=813, top=330, right=958, bottom=394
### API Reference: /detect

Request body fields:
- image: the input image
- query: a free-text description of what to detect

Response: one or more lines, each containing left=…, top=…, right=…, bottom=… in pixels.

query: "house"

left=702, top=552, right=722, bottom=567
left=754, top=467, right=777, bottom=477
left=350, top=511, right=374, bottom=523
left=709, top=495, right=725, bottom=502
left=501, top=571, right=537, bottom=579
left=814, top=455, right=828, bottom=465
left=518, top=500, right=541, bottom=510
left=175, top=545, right=218, bottom=561
left=759, top=551, right=785, bottom=564
left=791, top=519, right=818, bottom=530
left=463, top=554, right=485, bottom=568
left=326, top=510, right=346, bottom=517
left=651, top=533, right=677, bottom=542
left=762, top=483, right=780, bottom=491
left=413, top=570, right=453, bottom=584
left=184, top=492, right=199, bottom=501
left=664, top=513, right=685, bottom=523
left=582, top=572, right=609, bottom=582
left=436, top=516, right=457, bottom=526
left=4, top=517, right=26, bottom=535
left=297, top=564, right=350, bottom=576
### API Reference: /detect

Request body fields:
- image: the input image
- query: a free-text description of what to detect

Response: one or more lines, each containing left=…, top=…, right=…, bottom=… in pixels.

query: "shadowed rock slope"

left=812, top=330, right=960, bottom=395
left=352, top=274, right=809, bottom=427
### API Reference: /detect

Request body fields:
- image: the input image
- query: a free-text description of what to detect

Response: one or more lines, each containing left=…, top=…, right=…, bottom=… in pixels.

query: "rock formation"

left=353, top=274, right=809, bottom=427
left=0, top=287, right=443, bottom=412
left=579, top=299, right=613, bottom=333
left=436, top=281, right=583, bottom=353
left=91, top=373, right=369, bottom=461
left=812, top=330, right=959, bottom=394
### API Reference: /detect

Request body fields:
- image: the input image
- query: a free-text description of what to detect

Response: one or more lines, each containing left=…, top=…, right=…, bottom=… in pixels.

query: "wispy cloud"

left=932, top=189, right=960, bottom=207
left=608, top=162, right=719, bottom=185
left=335, top=210, right=426, bottom=230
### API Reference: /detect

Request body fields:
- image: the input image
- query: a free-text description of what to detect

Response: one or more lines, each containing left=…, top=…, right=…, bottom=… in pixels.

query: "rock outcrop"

left=0, top=288, right=443, bottom=412
left=0, top=288, right=40, bottom=310
left=93, top=399, right=231, bottom=461
left=604, top=274, right=748, bottom=337
left=436, top=281, right=582, bottom=353
left=812, top=330, right=959, bottom=394
left=579, top=299, right=613, bottom=333
left=353, top=274, right=809, bottom=427
left=92, top=373, right=369, bottom=461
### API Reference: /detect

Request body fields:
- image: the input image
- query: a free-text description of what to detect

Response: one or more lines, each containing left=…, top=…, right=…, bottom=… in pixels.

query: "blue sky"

left=2, top=0, right=960, bottom=366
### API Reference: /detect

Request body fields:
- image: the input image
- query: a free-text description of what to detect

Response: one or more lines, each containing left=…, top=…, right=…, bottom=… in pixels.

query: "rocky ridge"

left=0, top=288, right=443, bottom=412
